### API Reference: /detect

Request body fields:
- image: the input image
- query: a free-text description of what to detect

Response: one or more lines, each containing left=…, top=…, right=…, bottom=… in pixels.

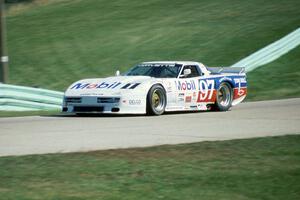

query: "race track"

left=0, top=98, right=300, bottom=157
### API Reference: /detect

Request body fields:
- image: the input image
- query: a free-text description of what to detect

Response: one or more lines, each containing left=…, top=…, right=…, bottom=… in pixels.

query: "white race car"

left=62, top=61, right=247, bottom=115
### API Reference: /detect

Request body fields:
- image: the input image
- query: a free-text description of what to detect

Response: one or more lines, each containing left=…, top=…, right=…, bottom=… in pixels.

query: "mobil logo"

left=175, top=80, right=196, bottom=90
left=71, top=82, right=122, bottom=90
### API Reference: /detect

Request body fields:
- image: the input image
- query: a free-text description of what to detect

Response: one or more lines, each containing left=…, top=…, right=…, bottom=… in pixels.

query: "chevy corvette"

left=62, top=61, right=247, bottom=115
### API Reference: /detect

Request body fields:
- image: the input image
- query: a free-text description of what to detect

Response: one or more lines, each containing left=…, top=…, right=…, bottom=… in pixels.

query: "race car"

left=62, top=61, right=247, bottom=115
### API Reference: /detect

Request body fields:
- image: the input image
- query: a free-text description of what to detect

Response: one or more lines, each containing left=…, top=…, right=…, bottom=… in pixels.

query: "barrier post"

left=0, top=0, right=9, bottom=83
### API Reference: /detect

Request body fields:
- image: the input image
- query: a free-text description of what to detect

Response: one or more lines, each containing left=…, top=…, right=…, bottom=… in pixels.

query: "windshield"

left=124, top=64, right=182, bottom=78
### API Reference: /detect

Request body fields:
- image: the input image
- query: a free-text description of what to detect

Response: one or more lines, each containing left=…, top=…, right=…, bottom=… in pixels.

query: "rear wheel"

left=215, top=82, right=233, bottom=111
left=147, top=84, right=166, bottom=115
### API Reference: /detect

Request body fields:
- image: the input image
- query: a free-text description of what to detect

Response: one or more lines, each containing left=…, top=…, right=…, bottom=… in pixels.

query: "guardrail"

left=231, top=28, right=300, bottom=72
left=0, top=83, right=63, bottom=111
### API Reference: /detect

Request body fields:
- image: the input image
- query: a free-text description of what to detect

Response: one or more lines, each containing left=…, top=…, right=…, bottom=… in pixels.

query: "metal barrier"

left=0, top=83, right=63, bottom=111
left=231, top=28, right=300, bottom=72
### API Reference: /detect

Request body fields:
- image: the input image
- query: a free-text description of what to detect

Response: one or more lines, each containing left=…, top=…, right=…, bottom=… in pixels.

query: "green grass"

left=247, top=46, right=300, bottom=101
left=6, top=0, right=300, bottom=94
left=0, top=135, right=299, bottom=200
left=0, top=110, right=60, bottom=117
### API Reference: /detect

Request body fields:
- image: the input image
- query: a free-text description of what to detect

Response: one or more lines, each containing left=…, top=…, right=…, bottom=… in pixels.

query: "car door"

left=176, top=65, right=201, bottom=109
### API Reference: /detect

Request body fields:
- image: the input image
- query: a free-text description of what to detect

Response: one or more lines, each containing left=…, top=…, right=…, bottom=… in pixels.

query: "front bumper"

left=62, top=96, right=146, bottom=114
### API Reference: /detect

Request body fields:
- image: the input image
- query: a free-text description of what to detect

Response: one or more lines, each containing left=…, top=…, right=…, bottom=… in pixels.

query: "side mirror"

left=183, top=69, right=191, bottom=76
left=115, top=70, right=120, bottom=76
left=179, top=68, right=192, bottom=78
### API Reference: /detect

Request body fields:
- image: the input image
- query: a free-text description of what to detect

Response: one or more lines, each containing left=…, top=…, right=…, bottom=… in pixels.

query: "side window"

left=180, top=65, right=201, bottom=78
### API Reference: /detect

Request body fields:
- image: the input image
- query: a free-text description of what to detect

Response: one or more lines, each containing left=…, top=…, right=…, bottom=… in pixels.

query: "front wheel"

left=147, top=84, right=166, bottom=115
left=215, top=82, right=233, bottom=111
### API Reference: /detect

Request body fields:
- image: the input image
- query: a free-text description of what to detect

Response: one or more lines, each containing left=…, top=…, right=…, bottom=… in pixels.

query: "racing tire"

left=215, top=82, right=233, bottom=111
left=147, top=84, right=166, bottom=115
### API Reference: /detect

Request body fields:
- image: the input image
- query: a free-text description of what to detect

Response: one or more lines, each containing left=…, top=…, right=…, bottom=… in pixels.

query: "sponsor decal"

left=233, top=88, right=247, bottom=99
left=238, top=89, right=245, bottom=96
left=178, top=97, right=185, bottom=102
left=197, top=104, right=207, bottom=110
left=129, top=99, right=142, bottom=105
left=233, top=78, right=247, bottom=99
left=192, top=92, right=197, bottom=101
left=219, top=77, right=232, bottom=83
left=112, top=92, right=121, bottom=95
left=175, top=80, right=196, bottom=90
left=71, top=82, right=122, bottom=90
left=80, top=93, right=104, bottom=96
left=185, top=96, right=192, bottom=103
left=178, top=93, right=185, bottom=97
left=140, top=63, right=176, bottom=67
left=234, top=78, right=247, bottom=84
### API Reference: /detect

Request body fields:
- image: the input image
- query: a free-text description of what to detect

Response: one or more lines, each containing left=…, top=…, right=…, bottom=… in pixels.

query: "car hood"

left=65, top=76, right=153, bottom=96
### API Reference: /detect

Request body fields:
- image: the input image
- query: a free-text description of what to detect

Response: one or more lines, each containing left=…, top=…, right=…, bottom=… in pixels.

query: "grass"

left=5, top=0, right=57, bottom=17
left=0, top=110, right=60, bottom=117
left=247, top=46, right=300, bottom=101
left=5, top=0, right=300, bottom=94
left=0, top=135, right=299, bottom=200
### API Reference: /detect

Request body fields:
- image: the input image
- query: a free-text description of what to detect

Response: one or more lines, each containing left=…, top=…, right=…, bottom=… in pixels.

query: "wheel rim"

left=151, top=89, right=165, bottom=112
left=218, top=84, right=231, bottom=107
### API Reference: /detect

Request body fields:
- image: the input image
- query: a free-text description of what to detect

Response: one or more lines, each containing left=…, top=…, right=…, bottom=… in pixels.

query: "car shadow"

left=41, top=110, right=217, bottom=118
left=41, top=112, right=145, bottom=118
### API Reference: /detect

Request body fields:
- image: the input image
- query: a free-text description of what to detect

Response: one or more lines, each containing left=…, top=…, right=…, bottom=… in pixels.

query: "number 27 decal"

left=197, top=79, right=215, bottom=102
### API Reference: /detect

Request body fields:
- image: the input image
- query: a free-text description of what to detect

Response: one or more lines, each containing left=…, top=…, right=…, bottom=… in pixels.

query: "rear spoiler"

left=207, top=67, right=246, bottom=74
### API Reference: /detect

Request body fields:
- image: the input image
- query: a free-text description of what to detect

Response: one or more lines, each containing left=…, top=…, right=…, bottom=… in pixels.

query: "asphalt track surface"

left=0, top=98, right=300, bottom=157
